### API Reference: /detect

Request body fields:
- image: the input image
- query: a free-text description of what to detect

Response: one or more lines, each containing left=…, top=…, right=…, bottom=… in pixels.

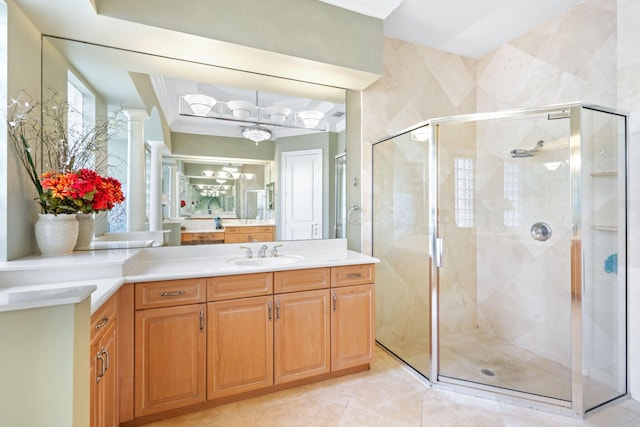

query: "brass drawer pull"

left=96, top=351, right=105, bottom=383
left=94, top=316, right=109, bottom=330
left=160, top=290, right=186, bottom=297
left=102, top=347, right=110, bottom=371
left=345, top=273, right=362, bottom=279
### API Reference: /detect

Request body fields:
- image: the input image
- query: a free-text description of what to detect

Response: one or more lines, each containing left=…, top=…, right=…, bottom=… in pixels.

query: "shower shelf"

left=590, top=170, right=617, bottom=177
left=592, top=225, right=617, bottom=232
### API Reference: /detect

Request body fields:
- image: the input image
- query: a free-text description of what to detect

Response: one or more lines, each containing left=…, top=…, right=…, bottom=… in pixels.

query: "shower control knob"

left=530, top=222, right=552, bottom=241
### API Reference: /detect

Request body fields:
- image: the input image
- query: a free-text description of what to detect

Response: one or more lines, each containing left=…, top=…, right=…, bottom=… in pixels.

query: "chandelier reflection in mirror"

left=178, top=84, right=344, bottom=145
left=201, top=169, right=256, bottom=180
left=241, top=125, right=272, bottom=145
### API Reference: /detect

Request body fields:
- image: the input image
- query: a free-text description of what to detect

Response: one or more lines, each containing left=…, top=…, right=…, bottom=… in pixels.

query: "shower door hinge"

left=435, top=237, right=444, bottom=268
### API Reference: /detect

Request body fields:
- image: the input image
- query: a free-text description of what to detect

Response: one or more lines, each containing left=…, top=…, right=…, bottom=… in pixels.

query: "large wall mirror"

left=42, top=36, right=347, bottom=247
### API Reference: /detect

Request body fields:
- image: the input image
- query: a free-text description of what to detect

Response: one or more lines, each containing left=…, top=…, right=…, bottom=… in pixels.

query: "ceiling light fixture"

left=184, top=94, right=216, bottom=116
left=222, top=164, right=238, bottom=173
left=298, top=110, right=324, bottom=128
left=227, top=100, right=255, bottom=120
left=265, top=105, right=292, bottom=124
left=241, top=125, right=272, bottom=144
left=202, top=170, right=214, bottom=177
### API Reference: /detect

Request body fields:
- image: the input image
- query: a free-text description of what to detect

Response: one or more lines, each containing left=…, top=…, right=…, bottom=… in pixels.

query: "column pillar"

left=175, top=171, right=183, bottom=216
left=148, top=141, right=164, bottom=232
left=123, top=109, right=148, bottom=232
left=169, top=166, right=178, bottom=218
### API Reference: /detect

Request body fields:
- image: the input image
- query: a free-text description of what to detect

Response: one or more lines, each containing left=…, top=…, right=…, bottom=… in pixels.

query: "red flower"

left=39, top=169, right=125, bottom=214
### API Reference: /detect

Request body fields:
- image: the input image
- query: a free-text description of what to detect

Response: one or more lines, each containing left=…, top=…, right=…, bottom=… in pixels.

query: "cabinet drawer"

left=135, top=278, right=206, bottom=310
left=225, top=226, right=260, bottom=233
left=207, top=273, right=273, bottom=301
left=91, top=294, right=117, bottom=342
left=259, top=226, right=274, bottom=233
left=331, top=264, right=375, bottom=287
left=274, top=268, right=330, bottom=293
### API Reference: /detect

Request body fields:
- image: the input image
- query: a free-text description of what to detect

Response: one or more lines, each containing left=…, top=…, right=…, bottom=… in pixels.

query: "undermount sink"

left=226, top=254, right=303, bottom=267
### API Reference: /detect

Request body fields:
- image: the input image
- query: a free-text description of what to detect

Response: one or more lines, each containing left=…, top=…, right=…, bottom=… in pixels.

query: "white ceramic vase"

left=34, top=213, right=79, bottom=256
left=74, top=213, right=95, bottom=250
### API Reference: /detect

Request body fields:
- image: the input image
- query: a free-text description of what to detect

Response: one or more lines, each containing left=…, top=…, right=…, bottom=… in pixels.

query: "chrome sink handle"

left=258, top=244, right=269, bottom=258
left=240, top=246, right=253, bottom=258
left=271, top=244, right=283, bottom=257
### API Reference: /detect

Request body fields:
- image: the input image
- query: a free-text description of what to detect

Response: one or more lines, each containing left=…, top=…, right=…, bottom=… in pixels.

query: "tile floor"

left=143, top=345, right=640, bottom=427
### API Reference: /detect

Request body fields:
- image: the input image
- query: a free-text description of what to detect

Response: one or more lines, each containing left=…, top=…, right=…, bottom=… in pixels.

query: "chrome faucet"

left=258, top=244, right=269, bottom=258
left=240, top=246, right=253, bottom=259
left=271, top=244, right=283, bottom=257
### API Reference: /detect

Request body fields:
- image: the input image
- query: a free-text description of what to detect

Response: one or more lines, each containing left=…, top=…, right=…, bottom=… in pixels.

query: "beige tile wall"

left=363, top=0, right=639, bottom=399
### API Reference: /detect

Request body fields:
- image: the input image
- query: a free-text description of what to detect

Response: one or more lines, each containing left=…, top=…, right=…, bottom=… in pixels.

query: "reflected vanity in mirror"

left=41, top=36, right=347, bottom=248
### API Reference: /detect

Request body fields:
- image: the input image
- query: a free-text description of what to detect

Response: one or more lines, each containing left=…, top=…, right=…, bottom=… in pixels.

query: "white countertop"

left=0, top=239, right=378, bottom=314
left=0, top=277, right=124, bottom=313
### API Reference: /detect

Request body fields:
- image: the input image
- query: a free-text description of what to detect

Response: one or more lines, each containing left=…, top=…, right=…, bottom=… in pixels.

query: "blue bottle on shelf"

left=214, top=216, right=222, bottom=230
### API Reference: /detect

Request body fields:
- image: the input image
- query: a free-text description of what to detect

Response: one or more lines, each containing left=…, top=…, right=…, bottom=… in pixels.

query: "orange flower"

left=39, top=169, right=124, bottom=215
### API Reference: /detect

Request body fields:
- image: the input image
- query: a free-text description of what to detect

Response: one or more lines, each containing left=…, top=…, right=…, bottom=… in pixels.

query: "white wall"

left=0, top=299, right=91, bottom=427
left=2, top=0, right=42, bottom=261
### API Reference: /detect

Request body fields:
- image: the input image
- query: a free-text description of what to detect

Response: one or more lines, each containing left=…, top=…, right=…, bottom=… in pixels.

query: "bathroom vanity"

left=0, top=239, right=376, bottom=427
left=179, top=219, right=276, bottom=245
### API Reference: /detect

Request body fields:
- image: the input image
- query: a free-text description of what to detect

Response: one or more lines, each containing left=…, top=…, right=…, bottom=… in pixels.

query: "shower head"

left=510, top=149, right=534, bottom=158
left=510, top=140, right=544, bottom=158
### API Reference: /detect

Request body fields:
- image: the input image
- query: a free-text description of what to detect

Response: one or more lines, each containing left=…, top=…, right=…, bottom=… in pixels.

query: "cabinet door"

left=90, top=293, right=118, bottom=427
left=274, top=289, right=330, bottom=384
left=90, top=340, right=99, bottom=427
left=207, top=296, right=273, bottom=399
left=331, top=284, right=375, bottom=371
left=135, top=304, right=206, bottom=417
left=91, top=319, right=118, bottom=427
left=224, top=233, right=248, bottom=243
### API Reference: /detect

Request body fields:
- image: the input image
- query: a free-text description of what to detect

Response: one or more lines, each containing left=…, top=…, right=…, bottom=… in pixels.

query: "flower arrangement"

left=39, top=169, right=125, bottom=215
left=5, top=89, right=125, bottom=215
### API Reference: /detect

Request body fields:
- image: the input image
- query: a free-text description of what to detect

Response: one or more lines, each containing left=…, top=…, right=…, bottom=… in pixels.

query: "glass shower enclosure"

left=373, top=103, right=627, bottom=417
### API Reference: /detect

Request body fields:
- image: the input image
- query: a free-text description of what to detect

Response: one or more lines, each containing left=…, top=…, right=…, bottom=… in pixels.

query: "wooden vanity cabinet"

left=207, top=273, right=273, bottom=399
left=181, top=231, right=225, bottom=245
left=223, top=225, right=275, bottom=243
left=122, top=263, right=375, bottom=425
left=273, top=268, right=331, bottom=384
left=133, top=278, right=207, bottom=417
left=330, top=265, right=375, bottom=370
left=90, top=293, right=118, bottom=427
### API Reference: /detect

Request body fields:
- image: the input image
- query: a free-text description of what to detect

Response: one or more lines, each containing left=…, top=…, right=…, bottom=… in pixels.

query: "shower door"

left=373, top=126, right=431, bottom=378
left=435, top=110, right=574, bottom=402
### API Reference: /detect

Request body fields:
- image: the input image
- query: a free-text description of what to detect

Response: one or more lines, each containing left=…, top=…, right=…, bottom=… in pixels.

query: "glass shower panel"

left=437, top=112, right=573, bottom=401
left=373, top=128, right=431, bottom=378
left=580, top=108, right=627, bottom=411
